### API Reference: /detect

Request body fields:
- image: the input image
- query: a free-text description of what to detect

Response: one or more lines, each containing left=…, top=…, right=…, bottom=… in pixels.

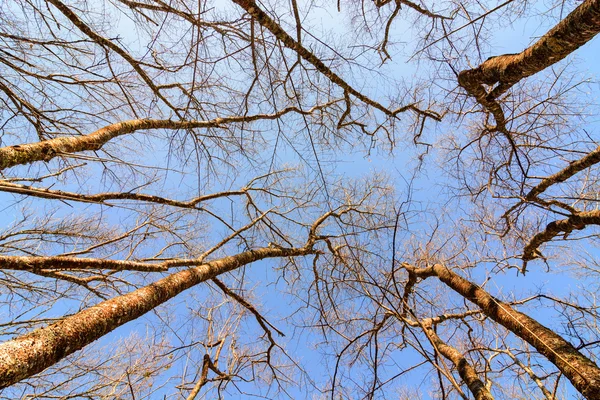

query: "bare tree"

left=1, top=0, right=600, bottom=399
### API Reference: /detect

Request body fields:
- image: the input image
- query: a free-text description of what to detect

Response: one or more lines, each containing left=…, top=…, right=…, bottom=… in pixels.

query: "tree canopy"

left=0, top=0, right=600, bottom=398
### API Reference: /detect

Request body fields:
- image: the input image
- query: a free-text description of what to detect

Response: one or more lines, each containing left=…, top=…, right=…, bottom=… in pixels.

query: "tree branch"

left=432, top=264, right=600, bottom=399
left=522, top=210, right=600, bottom=263
left=0, top=245, right=316, bottom=389
left=459, top=0, right=600, bottom=128
left=0, top=104, right=331, bottom=171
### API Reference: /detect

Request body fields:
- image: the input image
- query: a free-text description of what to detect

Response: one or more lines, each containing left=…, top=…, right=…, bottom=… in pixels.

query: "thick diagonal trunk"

left=458, top=0, right=600, bottom=128
left=433, top=264, right=600, bottom=399
left=0, top=246, right=314, bottom=389
left=460, top=0, right=600, bottom=90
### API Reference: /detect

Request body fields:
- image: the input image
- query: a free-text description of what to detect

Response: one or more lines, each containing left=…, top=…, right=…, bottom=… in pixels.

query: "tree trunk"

left=458, top=0, right=600, bottom=130
left=433, top=264, right=600, bottom=400
left=0, top=246, right=314, bottom=389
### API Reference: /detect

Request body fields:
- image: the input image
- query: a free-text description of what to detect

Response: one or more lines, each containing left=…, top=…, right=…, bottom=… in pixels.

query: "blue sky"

left=1, top=0, right=600, bottom=398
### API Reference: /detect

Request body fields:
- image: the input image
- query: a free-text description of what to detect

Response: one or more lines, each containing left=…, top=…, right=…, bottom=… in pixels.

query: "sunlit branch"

left=0, top=180, right=246, bottom=208
left=230, top=0, right=441, bottom=122
left=458, top=0, right=600, bottom=129
left=522, top=210, right=600, bottom=264
left=0, top=244, right=316, bottom=389
left=430, top=263, right=600, bottom=399
left=0, top=103, right=333, bottom=171
left=421, top=322, right=494, bottom=400
left=526, top=145, right=600, bottom=200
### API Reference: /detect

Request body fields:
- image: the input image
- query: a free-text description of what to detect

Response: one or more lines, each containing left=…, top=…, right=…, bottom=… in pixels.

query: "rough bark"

left=522, top=210, right=600, bottom=262
left=0, top=255, right=168, bottom=272
left=458, top=0, right=600, bottom=127
left=524, top=145, right=600, bottom=201
left=0, top=105, right=325, bottom=171
left=0, top=245, right=315, bottom=389
left=0, top=119, right=201, bottom=171
left=433, top=264, right=600, bottom=400
left=422, top=323, right=494, bottom=400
